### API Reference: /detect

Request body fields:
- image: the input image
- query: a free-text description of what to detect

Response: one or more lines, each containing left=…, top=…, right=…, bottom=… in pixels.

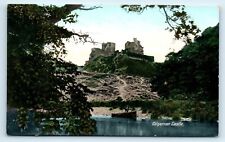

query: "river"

left=7, top=111, right=218, bottom=137
left=92, top=116, right=218, bottom=137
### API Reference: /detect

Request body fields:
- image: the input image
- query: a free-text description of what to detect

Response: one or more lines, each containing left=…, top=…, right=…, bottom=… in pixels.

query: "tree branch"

left=162, top=7, right=175, bottom=30
left=64, top=4, right=83, bottom=12
left=49, top=5, right=102, bottom=23
left=71, top=30, right=99, bottom=44
left=78, top=6, right=103, bottom=10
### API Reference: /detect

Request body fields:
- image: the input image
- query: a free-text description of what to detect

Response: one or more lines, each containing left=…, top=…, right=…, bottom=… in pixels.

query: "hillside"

left=84, top=51, right=155, bottom=77
left=76, top=72, right=159, bottom=102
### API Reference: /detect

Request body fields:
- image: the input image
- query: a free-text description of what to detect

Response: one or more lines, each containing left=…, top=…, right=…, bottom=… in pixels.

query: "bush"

left=90, top=99, right=218, bottom=122
left=172, top=113, right=181, bottom=121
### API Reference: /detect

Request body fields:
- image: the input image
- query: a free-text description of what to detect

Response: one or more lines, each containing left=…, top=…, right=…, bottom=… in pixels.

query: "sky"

left=57, top=5, right=218, bottom=66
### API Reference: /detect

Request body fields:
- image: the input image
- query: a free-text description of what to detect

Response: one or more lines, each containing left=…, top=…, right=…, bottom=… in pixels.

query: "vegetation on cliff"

left=84, top=51, right=155, bottom=77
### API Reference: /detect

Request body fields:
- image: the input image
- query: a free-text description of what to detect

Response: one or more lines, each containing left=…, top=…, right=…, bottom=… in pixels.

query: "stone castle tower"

left=102, top=42, right=116, bottom=56
left=87, top=38, right=146, bottom=63
left=89, top=42, right=116, bottom=61
left=125, top=38, right=144, bottom=55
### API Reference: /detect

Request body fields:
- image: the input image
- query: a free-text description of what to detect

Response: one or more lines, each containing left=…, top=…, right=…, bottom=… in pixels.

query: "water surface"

left=7, top=112, right=218, bottom=137
left=92, top=116, right=218, bottom=137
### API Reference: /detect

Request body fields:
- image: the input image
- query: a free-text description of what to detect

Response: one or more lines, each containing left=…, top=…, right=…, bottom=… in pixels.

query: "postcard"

left=7, top=4, right=218, bottom=136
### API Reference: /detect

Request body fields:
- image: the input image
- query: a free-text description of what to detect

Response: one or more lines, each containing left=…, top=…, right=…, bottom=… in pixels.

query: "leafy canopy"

left=121, top=5, right=201, bottom=44
left=150, top=24, right=219, bottom=101
left=7, top=4, right=97, bottom=135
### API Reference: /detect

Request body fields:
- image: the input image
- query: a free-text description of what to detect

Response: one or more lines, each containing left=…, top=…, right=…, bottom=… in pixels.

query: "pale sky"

left=57, top=5, right=218, bottom=66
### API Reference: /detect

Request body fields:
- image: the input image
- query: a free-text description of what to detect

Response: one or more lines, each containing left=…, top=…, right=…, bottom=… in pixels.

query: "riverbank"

left=91, top=107, right=150, bottom=119
left=90, top=99, right=218, bottom=122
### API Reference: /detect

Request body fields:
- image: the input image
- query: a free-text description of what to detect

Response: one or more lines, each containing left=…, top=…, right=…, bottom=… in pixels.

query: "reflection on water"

left=92, top=116, right=218, bottom=137
left=7, top=111, right=218, bottom=137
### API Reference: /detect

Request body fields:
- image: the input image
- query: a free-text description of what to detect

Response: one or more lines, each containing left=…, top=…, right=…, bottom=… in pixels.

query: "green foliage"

left=116, top=96, right=123, bottom=102
left=121, top=5, right=200, bottom=43
left=172, top=113, right=181, bottom=121
left=122, top=50, right=154, bottom=62
left=84, top=52, right=155, bottom=77
left=84, top=55, right=116, bottom=73
left=7, top=4, right=96, bottom=135
left=151, top=24, right=219, bottom=101
left=91, top=99, right=218, bottom=122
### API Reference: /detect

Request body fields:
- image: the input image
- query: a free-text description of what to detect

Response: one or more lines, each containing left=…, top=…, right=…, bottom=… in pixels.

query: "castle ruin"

left=125, top=38, right=144, bottom=55
left=88, top=38, right=152, bottom=62
left=89, top=42, right=115, bottom=61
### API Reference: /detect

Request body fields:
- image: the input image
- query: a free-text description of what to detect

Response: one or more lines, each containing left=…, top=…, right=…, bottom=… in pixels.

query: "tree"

left=7, top=4, right=98, bottom=135
left=121, top=5, right=201, bottom=44
left=150, top=24, right=219, bottom=100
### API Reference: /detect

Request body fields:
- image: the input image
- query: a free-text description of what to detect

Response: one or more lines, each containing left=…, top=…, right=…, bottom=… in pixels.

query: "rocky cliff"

left=77, top=72, right=159, bottom=102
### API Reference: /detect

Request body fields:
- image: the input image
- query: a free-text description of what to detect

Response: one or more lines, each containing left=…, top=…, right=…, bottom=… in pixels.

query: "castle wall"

left=88, top=38, right=150, bottom=63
